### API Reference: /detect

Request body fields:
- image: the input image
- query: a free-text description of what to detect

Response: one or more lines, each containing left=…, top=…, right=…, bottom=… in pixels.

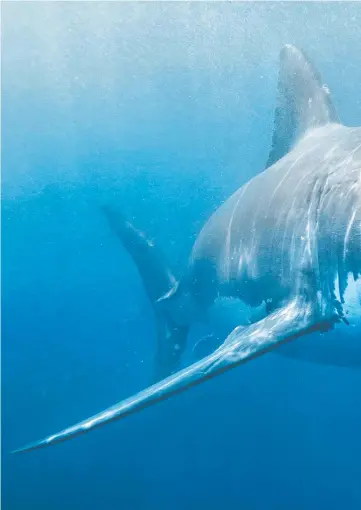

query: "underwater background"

left=2, top=2, right=361, bottom=509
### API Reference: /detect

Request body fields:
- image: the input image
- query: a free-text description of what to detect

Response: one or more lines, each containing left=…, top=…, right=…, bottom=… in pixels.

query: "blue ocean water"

left=2, top=2, right=361, bottom=509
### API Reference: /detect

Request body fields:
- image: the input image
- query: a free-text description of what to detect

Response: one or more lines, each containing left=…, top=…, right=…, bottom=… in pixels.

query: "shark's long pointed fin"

left=13, top=298, right=330, bottom=454
left=102, top=206, right=188, bottom=381
left=266, top=44, right=340, bottom=168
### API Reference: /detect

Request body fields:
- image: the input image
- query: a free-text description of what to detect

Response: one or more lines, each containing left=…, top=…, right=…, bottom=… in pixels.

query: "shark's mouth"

left=335, top=273, right=361, bottom=327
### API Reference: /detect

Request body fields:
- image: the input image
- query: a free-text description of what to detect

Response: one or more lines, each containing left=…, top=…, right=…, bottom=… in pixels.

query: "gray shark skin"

left=13, top=44, right=361, bottom=454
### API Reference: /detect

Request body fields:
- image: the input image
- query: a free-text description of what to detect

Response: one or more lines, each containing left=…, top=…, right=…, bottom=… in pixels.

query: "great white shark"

left=14, top=44, right=361, bottom=454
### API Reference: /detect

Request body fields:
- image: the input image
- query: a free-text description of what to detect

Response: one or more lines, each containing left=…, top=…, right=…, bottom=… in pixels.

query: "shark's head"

left=12, top=43, right=361, bottom=457
left=274, top=47, right=361, bottom=325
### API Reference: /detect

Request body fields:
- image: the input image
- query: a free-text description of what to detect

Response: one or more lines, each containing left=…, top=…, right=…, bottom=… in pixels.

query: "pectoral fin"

left=13, top=298, right=331, bottom=454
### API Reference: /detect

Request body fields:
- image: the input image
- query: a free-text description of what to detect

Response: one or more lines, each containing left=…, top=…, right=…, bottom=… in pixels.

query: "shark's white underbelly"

left=272, top=275, right=361, bottom=369
left=202, top=276, right=361, bottom=369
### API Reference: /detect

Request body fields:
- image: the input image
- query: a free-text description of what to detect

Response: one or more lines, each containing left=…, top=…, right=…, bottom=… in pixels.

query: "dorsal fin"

left=266, top=44, right=340, bottom=168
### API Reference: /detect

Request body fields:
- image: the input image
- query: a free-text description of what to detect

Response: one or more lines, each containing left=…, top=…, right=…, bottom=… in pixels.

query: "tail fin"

left=102, top=206, right=188, bottom=381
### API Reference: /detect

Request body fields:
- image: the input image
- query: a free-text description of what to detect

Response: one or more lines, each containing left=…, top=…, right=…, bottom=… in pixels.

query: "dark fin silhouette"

left=154, top=314, right=189, bottom=380
left=102, top=206, right=177, bottom=303
left=102, top=206, right=188, bottom=382
left=13, top=297, right=331, bottom=454
left=266, top=44, right=339, bottom=168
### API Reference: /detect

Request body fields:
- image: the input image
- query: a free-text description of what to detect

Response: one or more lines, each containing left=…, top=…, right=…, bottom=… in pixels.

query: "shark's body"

left=189, top=122, right=361, bottom=367
left=14, top=45, right=361, bottom=454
